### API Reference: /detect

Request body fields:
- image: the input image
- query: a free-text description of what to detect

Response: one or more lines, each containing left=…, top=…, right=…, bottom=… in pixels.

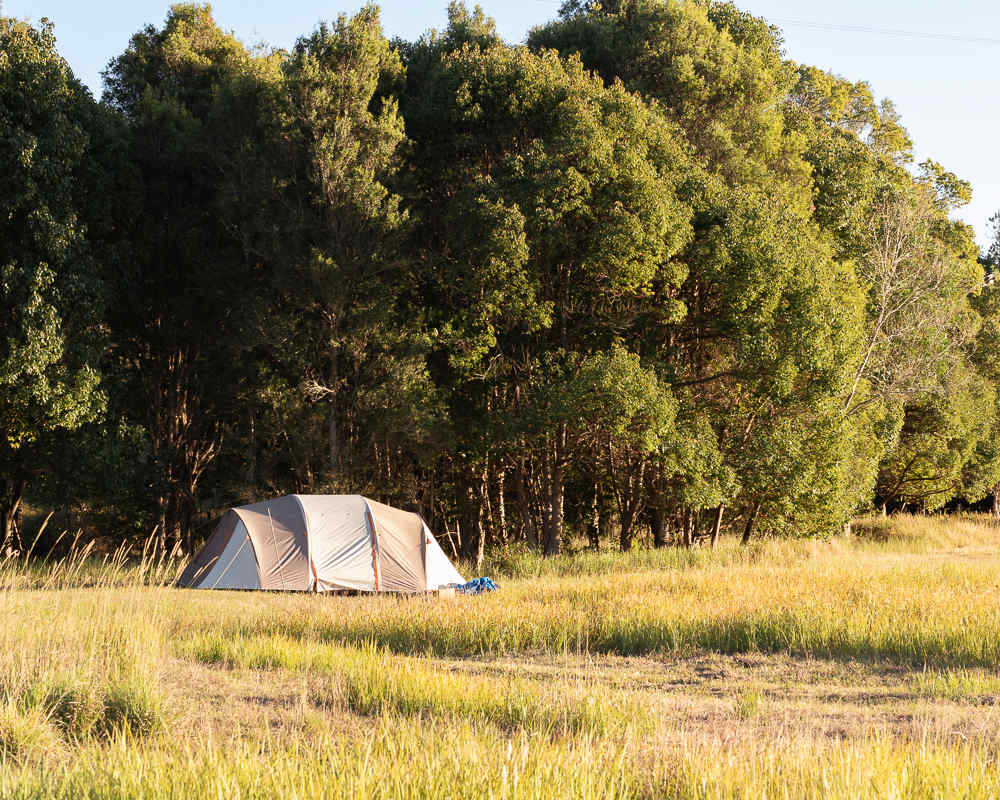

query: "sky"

left=4, top=0, right=998, bottom=251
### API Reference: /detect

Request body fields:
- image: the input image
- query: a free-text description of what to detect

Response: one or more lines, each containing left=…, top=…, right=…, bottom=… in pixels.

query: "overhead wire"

left=529, top=2, right=1000, bottom=47
left=769, top=18, right=1000, bottom=47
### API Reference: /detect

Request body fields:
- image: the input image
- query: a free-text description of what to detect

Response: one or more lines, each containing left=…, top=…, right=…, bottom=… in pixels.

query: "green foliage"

left=0, top=16, right=106, bottom=541
left=3, top=0, right=998, bottom=554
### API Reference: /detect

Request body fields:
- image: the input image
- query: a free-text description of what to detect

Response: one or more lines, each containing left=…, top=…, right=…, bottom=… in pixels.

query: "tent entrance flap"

left=299, top=495, right=376, bottom=592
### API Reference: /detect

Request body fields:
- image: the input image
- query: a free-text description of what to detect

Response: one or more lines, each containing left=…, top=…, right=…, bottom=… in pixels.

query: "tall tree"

left=101, top=4, right=283, bottom=548
left=0, top=16, right=106, bottom=546
left=399, top=24, right=693, bottom=553
left=532, top=0, right=865, bottom=541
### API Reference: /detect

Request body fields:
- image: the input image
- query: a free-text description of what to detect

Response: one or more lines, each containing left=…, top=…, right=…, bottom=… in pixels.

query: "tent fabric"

left=298, top=495, right=375, bottom=592
left=178, top=494, right=464, bottom=593
left=195, top=519, right=260, bottom=590
left=366, top=498, right=427, bottom=593
left=422, top=523, right=465, bottom=589
left=177, top=509, right=241, bottom=588
left=232, top=496, right=312, bottom=591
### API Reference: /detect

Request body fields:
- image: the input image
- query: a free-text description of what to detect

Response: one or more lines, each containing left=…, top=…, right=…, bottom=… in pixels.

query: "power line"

left=529, top=3, right=1000, bottom=47
left=768, top=18, right=1000, bottom=47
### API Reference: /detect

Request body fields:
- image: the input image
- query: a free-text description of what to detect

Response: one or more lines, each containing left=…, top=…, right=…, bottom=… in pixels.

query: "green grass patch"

left=342, top=647, right=648, bottom=736
left=909, top=669, right=1000, bottom=702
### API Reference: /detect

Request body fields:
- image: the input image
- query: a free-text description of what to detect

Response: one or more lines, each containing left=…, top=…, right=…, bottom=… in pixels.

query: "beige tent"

left=178, top=495, right=464, bottom=592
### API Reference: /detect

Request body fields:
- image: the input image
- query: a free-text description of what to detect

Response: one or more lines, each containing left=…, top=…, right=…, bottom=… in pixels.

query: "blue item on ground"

left=457, top=577, right=498, bottom=595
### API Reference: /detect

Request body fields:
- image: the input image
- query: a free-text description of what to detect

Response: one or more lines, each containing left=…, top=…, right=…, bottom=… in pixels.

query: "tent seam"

left=265, top=504, right=287, bottom=591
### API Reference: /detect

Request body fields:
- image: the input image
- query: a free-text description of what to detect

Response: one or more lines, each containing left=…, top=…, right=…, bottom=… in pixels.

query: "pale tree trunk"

left=460, top=469, right=487, bottom=571
left=710, top=504, right=725, bottom=548
left=542, top=427, right=566, bottom=556
left=489, top=466, right=507, bottom=544
left=992, top=485, right=1000, bottom=518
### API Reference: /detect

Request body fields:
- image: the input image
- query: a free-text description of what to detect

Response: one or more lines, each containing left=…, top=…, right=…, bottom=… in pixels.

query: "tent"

left=177, top=495, right=464, bottom=592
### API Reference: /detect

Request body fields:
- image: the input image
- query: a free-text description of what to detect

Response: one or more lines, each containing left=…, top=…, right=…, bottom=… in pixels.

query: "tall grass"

left=195, top=543, right=1000, bottom=667
left=179, top=633, right=646, bottom=736
left=341, top=646, right=646, bottom=736
left=5, top=725, right=1000, bottom=799
left=655, top=737, right=1000, bottom=799
left=0, top=530, right=186, bottom=591
left=0, top=722, right=637, bottom=800
left=3, top=514, right=1000, bottom=797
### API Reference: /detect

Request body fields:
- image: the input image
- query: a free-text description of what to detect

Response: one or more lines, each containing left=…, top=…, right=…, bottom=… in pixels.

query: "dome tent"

left=178, top=495, right=464, bottom=592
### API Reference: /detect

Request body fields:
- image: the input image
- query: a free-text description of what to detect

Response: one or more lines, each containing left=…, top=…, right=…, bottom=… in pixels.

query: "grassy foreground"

left=3, top=514, right=1000, bottom=798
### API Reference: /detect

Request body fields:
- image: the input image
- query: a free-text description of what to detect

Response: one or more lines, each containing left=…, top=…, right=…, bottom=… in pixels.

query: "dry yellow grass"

left=2, top=513, right=999, bottom=797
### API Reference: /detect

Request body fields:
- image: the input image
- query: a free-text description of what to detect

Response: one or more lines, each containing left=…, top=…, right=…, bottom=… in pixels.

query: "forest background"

left=4, top=0, right=1000, bottom=564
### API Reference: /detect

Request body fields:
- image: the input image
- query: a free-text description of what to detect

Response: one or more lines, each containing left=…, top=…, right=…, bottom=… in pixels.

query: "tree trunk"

left=741, top=503, right=761, bottom=546
left=328, top=407, right=338, bottom=483
left=619, top=506, right=637, bottom=551
left=0, top=479, right=24, bottom=550
left=491, top=467, right=507, bottom=544
left=542, top=430, right=565, bottom=556
left=683, top=507, right=695, bottom=548
left=650, top=502, right=667, bottom=548
left=460, top=469, right=487, bottom=571
left=515, top=462, right=537, bottom=545
left=589, top=484, right=601, bottom=551
left=476, top=469, right=487, bottom=570
left=710, top=504, right=725, bottom=549
left=992, top=485, right=1000, bottom=518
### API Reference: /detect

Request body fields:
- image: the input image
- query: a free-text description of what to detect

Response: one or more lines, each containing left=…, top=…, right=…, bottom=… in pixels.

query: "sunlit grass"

left=0, top=722, right=637, bottom=800
left=655, top=737, right=1000, bottom=799
left=909, top=668, right=1000, bottom=702
left=179, top=633, right=646, bottom=735
left=201, top=541, right=1000, bottom=667
left=341, top=646, right=647, bottom=736
left=3, top=514, right=1000, bottom=796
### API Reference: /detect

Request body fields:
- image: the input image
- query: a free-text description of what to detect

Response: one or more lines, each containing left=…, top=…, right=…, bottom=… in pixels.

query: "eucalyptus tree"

left=101, top=4, right=291, bottom=547
left=964, top=247, right=1000, bottom=513
left=261, top=6, right=439, bottom=506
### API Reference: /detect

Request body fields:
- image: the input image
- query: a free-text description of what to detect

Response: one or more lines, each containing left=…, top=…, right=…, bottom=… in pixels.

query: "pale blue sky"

left=5, top=0, right=997, bottom=250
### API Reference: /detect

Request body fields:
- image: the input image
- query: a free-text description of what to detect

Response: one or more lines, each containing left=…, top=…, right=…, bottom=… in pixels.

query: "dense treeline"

left=2, top=1, right=998, bottom=561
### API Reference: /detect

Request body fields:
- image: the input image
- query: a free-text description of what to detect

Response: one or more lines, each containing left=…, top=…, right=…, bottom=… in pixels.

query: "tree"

left=399, top=25, right=693, bottom=553
left=101, top=4, right=283, bottom=548
left=531, top=0, right=866, bottom=541
left=0, top=16, right=106, bottom=546
left=267, top=7, right=438, bottom=505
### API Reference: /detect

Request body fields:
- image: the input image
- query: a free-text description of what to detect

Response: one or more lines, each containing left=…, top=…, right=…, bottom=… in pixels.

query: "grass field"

left=3, top=514, right=1000, bottom=798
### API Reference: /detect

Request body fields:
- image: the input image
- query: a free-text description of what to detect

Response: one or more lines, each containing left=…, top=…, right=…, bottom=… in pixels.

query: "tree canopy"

left=0, top=1, right=994, bottom=558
